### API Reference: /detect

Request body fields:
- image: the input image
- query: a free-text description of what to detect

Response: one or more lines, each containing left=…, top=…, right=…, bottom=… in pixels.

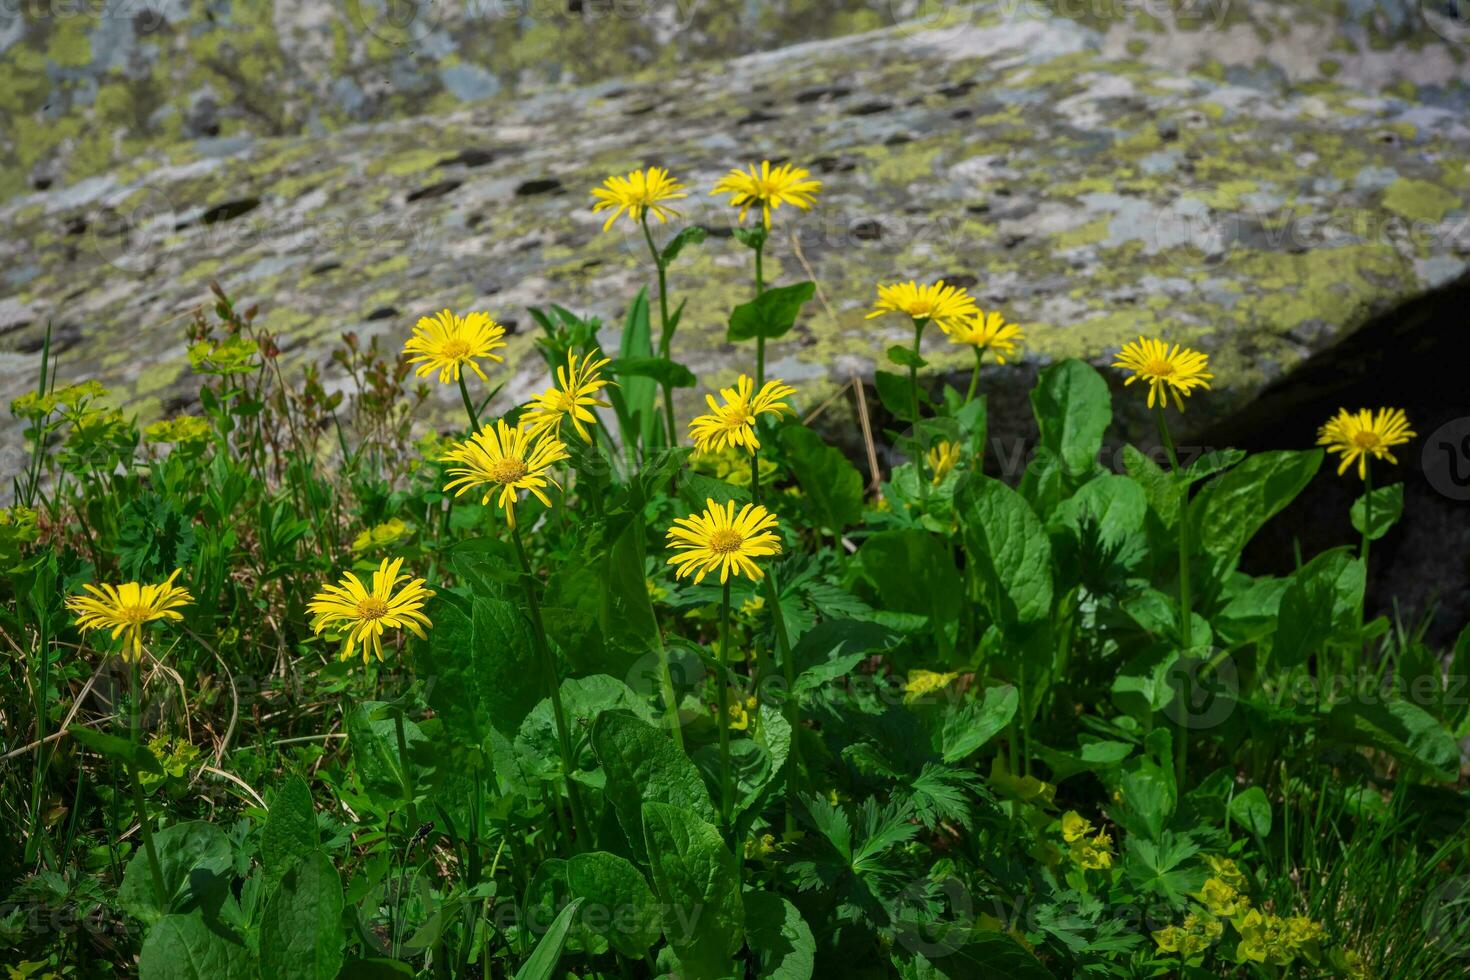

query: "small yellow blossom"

left=866, top=280, right=980, bottom=335
left=710, top=160, right=822, bottom=229
left=591, top=166, right=688, bottom=231
left=66, top=569, right=193, bottom=662
left=1112, top=336, right=1213, bottom=411
left=1195, top=877, right=1248, bottom=918
left=948, top=310, right=1024, bottom=362
left=904, top=669, right=960, bottom=704
left=688, top=375, right=795, bottom=455
left=1317, top=407, right=1415, bottom=480
left=403, top=310, right=507, bottom=385
left=1061, top=811, right=1095, bottom=843
left=440, top=418, right=569, bottom=529
left=307, top=557, right=434, bottom=664
left=666, top=499, right=782, bottom=584
left=144, top=415, right=213, bottom=444
left=926, top=440, right=962, bottom=484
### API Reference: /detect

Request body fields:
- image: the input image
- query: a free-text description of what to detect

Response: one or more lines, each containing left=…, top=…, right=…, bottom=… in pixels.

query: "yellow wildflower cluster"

left=1060, top=811, right=1115, bottom=870
left=350, top=518, right=411, bottom=554
left=1151, top=856, right=1339, bottom=970
left=903, top=669, right=959, bottom=704
left=144, top=414, right=213, bottom=444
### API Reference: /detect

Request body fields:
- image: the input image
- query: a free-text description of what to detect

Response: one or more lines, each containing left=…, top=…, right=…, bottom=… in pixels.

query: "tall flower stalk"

left=1113, top=336, right=1213, bottom=785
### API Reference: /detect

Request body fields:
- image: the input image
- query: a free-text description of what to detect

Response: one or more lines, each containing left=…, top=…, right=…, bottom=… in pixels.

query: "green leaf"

left=1123, top=833, right=1202, bottom=906
left=781, top=426, right=865, bottom=533
left=1327, top=699, right=1459, bottom=781
left=420, top=597, right=543, bottom=744
left=855, top=529, right=961, bottom=628
left=744, top=891, right=815, bottom=980
left=138, top=913, right=253, bottom=980
left=728, top=281, right=815, bottom=342
left=119, top=821, right=233, bottom=925
left=641, top=801, right=744, bottom=977
left=1193, top=450, right=1322, bottom=559
left=1228, top=786, right=1272, bottom=837
left=606, top=288, right=658, bottom=451
left=661, top=225, right=707, bottom=265
left=873, top=369, right=921, bottom=422
left=513, top=897, right=584, bottom=980
left=1350, top=482, right=1404, bottom=541
left=791, top=619, right=899, bottom=694
left=346, top=701, right=429, bottom=807
left=886, top=344, right=926, bottom=369
left=1029, top=359, right=1111, bottom=475
left=516, top=675, right=652, bottom=782
left=610, top=357, right=697, bottom=389
left=1051, top=473, right=1147, bottom=553
left=566, top=851, right=661, bottom=958
left=680, top=473, right=751, bottom=512
left=68, top=725, right=163, bottom=774
left=592, top=712, right=718, bottom=863
left=955, top=476, right=1054, bottom=626
left=941, top=685, right=1019, bottom=763
left=259, top=851, right=344, bottom=980
left=1272, top=548, right=1364, bottom=669
left=261, top=774, right=317, bottom=880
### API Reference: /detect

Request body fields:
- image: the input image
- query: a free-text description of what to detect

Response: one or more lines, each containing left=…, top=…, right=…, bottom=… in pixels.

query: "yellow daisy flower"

left=441, top=418, right=569, bottom=529
left=688, top=375, right=795, bottom=455
left=307, top=557, right=434, bottom=664
left=666, top=499, right=782, bottom=584
left=710, top=160, right=822, bottom=229
left=1111, top=336, right=1213, bottom=411
left=1316, top=407, right=1415, bottom=479
left=949, top=310, right=1024, bottom=363
left=521, top=349, right=614, bottom=442
left=926, top=440, right=963, bottom=484
left=403, top=309, right=507, bottom=385
left=590, top=166, right=688, bottom=231
left=866, top=280, right=980, bottom=335
left=65, top=569, right=193, bottom=662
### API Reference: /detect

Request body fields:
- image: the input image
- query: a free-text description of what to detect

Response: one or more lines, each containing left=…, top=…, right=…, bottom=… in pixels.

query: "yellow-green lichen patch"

left=1381, top=179, right=1460, bottom=223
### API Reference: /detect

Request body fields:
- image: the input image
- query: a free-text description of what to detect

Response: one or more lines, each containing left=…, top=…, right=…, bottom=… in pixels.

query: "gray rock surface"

left=3, top=2, right=1468, bottom=451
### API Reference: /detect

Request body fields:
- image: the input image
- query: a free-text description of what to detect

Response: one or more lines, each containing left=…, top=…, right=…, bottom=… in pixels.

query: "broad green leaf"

left=606, top=288, right=658, bottom=450
left=421, top=596, right=544, bottom=744
left=874, top=369, right=922, bottom=422
left=791, top=619, right=899, bottom=694
left=1029, top=359, right=1111, bottom=475
left=904, top=934, right=1055, bottom=979
left=513, top=897, right=584, bottom=980
left=781, top=426, right=865, bottom=533
left=941, top=685, right=1019, bottom=763
left=855, top=529, right=960, bottom=636
left=641, top=801, right=744, bottom=977
left=566, top=851, right=661, bottom=958
left=680, top=474, right=750, bottom=512
left=727, top=281, right=814, bottom=342
left=610, top=357, right=697, bottom=389
left=138, top=912, right=253, bottom=980
left=744, top=891, right=815, bottom=980
left=119, top=821, right=233, bottom=925
left=1272, top=548, right=1363, bottom=669
left=886, top=344, right=926, bottom=369
left=1327, top=700, right=1459, bottom=781
left=516, top=674, right=651, bottom=782
left=1051, top=473, right=1147, bottom=559
left=1228, top=786, right=1272, bottom=837
left=1350, top=482, right=1404, bottom=541
left=956, top=476, right=1053, bottom=625
left=346, top=701, right=429, bottom=807
left=259, top=851, right=344, bottom=980
left=1193, top=450, right=1322, bottom=559
left=68, top=725, right=163, bottom=774
left=1123, top=833, right=1202, bottom=906
left=661, top=225, right=707, bottom=265
left=592, top=712, right=718, bottom=863
left=261, top=774, right=317, bottom=880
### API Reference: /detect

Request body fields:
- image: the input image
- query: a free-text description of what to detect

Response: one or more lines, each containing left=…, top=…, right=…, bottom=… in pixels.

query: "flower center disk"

left=490, top=458, right=528, bottom=484
left=708, top=529, right=744, bottom=555
left=356, top=596, right=389, bottom=621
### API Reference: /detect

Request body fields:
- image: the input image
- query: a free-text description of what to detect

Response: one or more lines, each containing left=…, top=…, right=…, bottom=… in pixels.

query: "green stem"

left=457, top=373, right=480, bottom=432
left=511, top=524, right=588, bottom=850
left=754, top=238, right=767, bottom=386
left=653, top=628, right=685, bottom=752
left=964, top=347, right=985, bottom=404
left=911, top=318, right=929, bottom=497
left=762, top=568, right=801, bottom=837
left=128, top=662, right=165, bottom=903
left=750, top=449, right=762, bottom=504
left=717, top=580, right=734, bottom=831
left=641, top=214, right=679, bottom=447
left=1154, top=404, right=1192, bottom=786
left=392, top=709, right=418, bottom=829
